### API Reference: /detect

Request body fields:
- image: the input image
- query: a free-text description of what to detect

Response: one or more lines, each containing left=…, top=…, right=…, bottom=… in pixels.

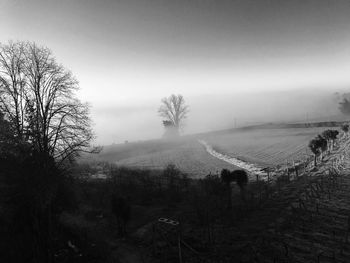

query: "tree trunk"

left=314, top=154, right=317, bottom=167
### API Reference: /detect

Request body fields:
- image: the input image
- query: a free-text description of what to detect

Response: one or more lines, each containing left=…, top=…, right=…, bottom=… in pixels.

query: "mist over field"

left=2, top=1, right=350, bottom=262
left=93, top=88, right=344, bottom=144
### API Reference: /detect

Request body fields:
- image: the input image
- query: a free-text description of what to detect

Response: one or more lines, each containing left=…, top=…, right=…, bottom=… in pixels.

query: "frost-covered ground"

left=198, top=139, right=268, bottom=179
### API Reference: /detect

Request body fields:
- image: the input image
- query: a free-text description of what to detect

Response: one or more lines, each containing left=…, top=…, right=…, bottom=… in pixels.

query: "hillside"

left=83, top=122, right=340, bottom=177
left=68, top=131, right=350, bottom=263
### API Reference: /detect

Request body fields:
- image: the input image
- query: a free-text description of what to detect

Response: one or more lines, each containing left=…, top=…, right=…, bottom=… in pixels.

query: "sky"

left=1, top=0, right=350, bottom=144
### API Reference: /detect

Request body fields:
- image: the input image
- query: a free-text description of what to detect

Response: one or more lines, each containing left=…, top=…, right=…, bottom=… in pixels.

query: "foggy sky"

left=1, top=0, right=350, bottom=144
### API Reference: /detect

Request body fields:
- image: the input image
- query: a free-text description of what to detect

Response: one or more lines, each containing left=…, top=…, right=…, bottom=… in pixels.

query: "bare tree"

left=158, top=94, right=189, bottom=135
left=0, top=41, right=98, bottom=262
left=0, top=41, right=95, bottom=165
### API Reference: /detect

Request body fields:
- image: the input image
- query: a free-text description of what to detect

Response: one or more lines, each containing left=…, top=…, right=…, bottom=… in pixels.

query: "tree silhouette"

left=329, top=130, right=339, bottom=150
left=220, top=169, right=234, bottom=208
left=0, top=41, right=95, bottom=262
left=317, top=135, right=328, bottom=160
left=231, top=170, right=248, bottom=201
left=111, top=195, right=131, bottom=237
left=321, top=130, right=333, bottom=153
left=309, top=137, right=321, bottom=167
left=221, top=169, right=249, bottom=206
left=231, top=170, right=248, bottom=189
left=0, top=41, right=95, bottom=165
left=158, top=94, right=189, bottom=137
left=0, top=110, right=13, bottom=153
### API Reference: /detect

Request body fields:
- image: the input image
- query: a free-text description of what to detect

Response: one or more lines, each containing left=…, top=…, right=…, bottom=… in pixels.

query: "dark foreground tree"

left=231, top=170, right=248, bottom=201
left=111, top=195, right=131, bottom=237
left=0, top=41, right=95, bottom=262
left=221, top=169, right=233, bottom=208
left=220, top=169, right=249, bottom=206
left=158, top=94, right=189, bottom=137
left=0, top=41, right=95, bottom=165
left=231, top=170, right=248, bottom=189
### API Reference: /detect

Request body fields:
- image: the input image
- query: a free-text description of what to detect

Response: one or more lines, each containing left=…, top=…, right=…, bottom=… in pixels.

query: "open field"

left=88, top=125, right=336, bottom=177
left=202, top=127, right=330, bottom=166
left=93, top=139, right=236, bottom=177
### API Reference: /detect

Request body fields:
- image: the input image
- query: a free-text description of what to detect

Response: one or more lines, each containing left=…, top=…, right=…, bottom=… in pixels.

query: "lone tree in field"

left=158, top=94, right=189, bottom=137
left=0, top=41, right=94, bottom=165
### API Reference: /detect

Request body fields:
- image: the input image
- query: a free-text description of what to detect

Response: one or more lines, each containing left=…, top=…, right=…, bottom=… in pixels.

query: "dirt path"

left=198, top=139, right=268, bottom=178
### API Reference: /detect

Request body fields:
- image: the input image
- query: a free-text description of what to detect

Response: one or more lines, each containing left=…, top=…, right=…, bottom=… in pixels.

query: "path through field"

left=198, top=139, right=267, bottom=177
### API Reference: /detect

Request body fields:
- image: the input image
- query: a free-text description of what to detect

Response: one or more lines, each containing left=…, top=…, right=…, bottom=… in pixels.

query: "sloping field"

left=90, top=126, right=334, bottom=177
left=192, top=139, right=350, bottom=262
left=202, top=127, right=327, bottom=166
left=95, top=139, right=236, bottom=177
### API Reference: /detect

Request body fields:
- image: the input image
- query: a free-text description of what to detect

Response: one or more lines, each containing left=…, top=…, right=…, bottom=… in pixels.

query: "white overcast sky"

left=1, top=0, right=350, bottom=144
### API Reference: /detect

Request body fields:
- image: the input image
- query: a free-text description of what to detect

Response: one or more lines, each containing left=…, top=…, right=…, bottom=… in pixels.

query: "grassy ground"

left=202, top=127, right=329, bottom=166
left=87, top=138, right=237, bottom=178
left=85, top=126, right=327, bottom=177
